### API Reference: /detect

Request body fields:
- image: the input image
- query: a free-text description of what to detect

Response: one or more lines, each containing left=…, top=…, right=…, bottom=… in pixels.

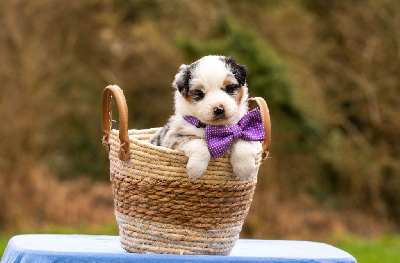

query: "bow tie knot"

left=183, top=108, right=265, bottom=158
left=230, top=124, right=242, bottom=140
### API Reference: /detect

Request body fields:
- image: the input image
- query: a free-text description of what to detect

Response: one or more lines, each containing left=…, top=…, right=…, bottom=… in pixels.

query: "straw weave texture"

left=108, top=128, right=261, bottom=255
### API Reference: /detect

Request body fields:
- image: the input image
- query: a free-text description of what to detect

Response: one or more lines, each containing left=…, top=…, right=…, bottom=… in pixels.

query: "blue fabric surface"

left=1, top=234, right=357, bottom=263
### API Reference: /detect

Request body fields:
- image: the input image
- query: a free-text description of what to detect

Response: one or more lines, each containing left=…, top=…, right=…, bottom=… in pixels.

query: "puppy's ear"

left=172, top=64, right=191, bottom=96
left=223, top=56, right=247, bottom=86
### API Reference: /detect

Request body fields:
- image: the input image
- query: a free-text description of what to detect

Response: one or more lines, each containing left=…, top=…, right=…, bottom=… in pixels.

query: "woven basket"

left=101, top=85, right=271, bottom=255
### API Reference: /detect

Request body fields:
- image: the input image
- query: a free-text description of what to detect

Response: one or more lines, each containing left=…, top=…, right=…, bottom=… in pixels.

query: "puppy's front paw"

left=181, top=139, right=211, bottom=179
left=230, top=141, right=260, bottom=180
left=187, top=156, right=209, bottom=179
left=232, top=158, right=256, bottom=180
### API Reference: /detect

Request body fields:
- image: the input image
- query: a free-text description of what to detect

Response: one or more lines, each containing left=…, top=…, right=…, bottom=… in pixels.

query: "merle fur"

left=174, top=61, right=199, bottom=96
left=220, top=56, right=247, bottom=86
left=150, top=123, right=170, bottom=146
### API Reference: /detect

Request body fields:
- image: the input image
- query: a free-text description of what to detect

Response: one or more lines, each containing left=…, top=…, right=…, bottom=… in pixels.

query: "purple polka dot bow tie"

left=183, top=108, right=265, bottom=158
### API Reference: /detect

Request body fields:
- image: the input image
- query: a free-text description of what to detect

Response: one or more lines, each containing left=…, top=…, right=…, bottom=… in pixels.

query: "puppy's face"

left=173, top=55, right=249, bottom=126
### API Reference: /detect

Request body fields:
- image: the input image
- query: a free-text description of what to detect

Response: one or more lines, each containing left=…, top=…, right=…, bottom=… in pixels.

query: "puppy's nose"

left=214, top=105, right=225, bottom=116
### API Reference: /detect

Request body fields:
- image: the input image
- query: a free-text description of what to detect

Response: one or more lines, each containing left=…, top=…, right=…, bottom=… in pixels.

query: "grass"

left=0, top=234, right=11, bottom=257
left=334, top=234, right=400, bottom=263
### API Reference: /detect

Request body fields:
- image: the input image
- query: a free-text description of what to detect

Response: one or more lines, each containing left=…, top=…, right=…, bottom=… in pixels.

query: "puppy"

left=150, top=55, right=262, bottom=179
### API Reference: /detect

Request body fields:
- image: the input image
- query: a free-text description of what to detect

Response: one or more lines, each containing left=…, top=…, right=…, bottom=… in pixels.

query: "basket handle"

left=101, top=85, right=130, bottom=161
left=248, top=97, right=271, bottom=162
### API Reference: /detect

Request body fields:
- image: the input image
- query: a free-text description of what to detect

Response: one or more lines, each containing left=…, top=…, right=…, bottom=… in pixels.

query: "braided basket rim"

left=109, top=128, right=261, bottom=184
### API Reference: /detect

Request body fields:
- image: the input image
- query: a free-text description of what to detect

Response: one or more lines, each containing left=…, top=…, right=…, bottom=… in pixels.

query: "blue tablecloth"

left=1, top=234, right=356, bottom=263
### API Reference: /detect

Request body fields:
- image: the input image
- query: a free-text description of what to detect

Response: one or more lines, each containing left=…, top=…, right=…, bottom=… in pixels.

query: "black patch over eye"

left=189, top=89, right=205, bottom=102
left=224, top=84, right=239, bottom=95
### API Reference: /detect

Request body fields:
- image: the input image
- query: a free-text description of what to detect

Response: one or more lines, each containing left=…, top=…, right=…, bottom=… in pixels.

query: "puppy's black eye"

left=224, top=84, right=239, bottom=95
left=189, top=89, right=205, bottom=102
